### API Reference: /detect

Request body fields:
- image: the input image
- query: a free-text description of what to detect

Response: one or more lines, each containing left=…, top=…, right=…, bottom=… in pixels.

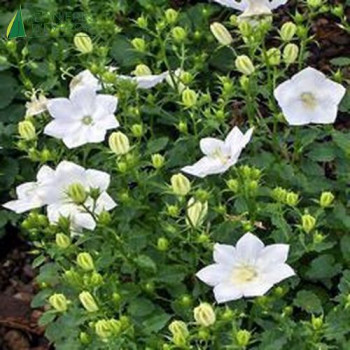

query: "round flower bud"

left=134, top=64, right=152, bottom=76
left=157, top=237, right=169, bottom=251
left=173, top=333, right=187, bottom=347
left=272, top=187, right=288, bottom=202
left=319, top=191, right=334, bottom=208
left=285, top=192, right=299, bottom=206
left=18, top=120, right=36, bottom=141
left=171, top=173, right=191, bottom=196
left=182, top=88, right=198, bottom=108
left=77, top=252, right=95, bottom=271
left=109, top=131, right=130, bottom=155
left=194, top=303, right=216, bottom=327
left=79, top=291, right=99, bottom=312
left=301, top=214, right=316, bottom=233
left=136, top=15, right=148, bottom=28
left=186, top=198, right=208, bottom=228
left=165, top=9, right=179, bottom=24
left=283, top=43, right=299, bottom=64
left=131, top=37, right=146, bottom=52
left=307, top=0, right=322, bottom=8
left=239, top=75, right=250, bottom=91
left=167, top=205, right=180, bottom=217
left=266, top=48, right=281, bottom=66
left=235, top=55, right=255, bottom=75
left=169, top=320, right=189, bottom=338
left=67, top=183, right=87, bottom=204
left=131, top=123, right=143, bottom=137
left=236, top=329, right=251, bottom=347
left=311, top=315, right=323, bottom=330
left=210, top=22, right=233, bottom=46
left=152, top=154, right=165, bottom=169
left=280, top=22, right=297, bottom=41
left=56, top=233, right=71, bottom=249
left=195, top=189, right=210, bottom=202
left=178, top=121, right=188, bottom=133
left=95, top=320, right=113, bottom=339
left=172, top=26, right=187, bottom=42
left=49, top=293, right=68, bottom=312
left=74, top=32, right=93, bottom=54
left=79, top=332, right=91, bottom=344
left=90, top=272, right=103, bottom=286
left=238, top=21, right=252, bottom=37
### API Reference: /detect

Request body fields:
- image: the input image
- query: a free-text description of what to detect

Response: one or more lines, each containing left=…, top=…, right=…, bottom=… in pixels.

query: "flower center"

left=300, top=92, right=317, bottom=110
left=82, top=116, right=93, bottom=125
left=212, top=148, right=230, bottom=165
left=231, top=265, right=258, bottom=284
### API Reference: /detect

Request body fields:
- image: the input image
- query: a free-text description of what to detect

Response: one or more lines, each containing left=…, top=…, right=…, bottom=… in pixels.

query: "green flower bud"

left=0, top=55, right=8, bottom=65
left=238, top=21, right=252, bottom=37
left=181, top=71, right=193, bottom=85
left=79, top=332, right=91, bottom=344
left=77, top=252, right=95, bottom=271
left=131, top=123, right=143, bottom=137
left=108, top=319, right=122, bottom=335
left=286, top=192, right=299, bottom=206
left=165, top=9, right=179, bottom=24
left=296, top=25, right=308, bottom=39
left=186, top=198, right=208, bottom=228
left=266, top=48, right=281, bottom=66
left=136, top=15, right=148, bottom=28
left=173, top=333, right=187, bottom=347
left=272, top=187, right=288, bottom=202
left=194, top=303, right=216, bottom=327
left=280, top=22, right=297, bottom=41
left=98, top=211, right=111, bottom=225
left=169, top=320, right=189, bottom=338
left=172, top=26, right=187, bottom=42
left=157, top=237, right=169, bottom=251
left=64, top=269, right=81, bottom=286
left=302, top=214, right=316, bottom=233
left=319, top=191, right=334, bottom=208
left=171, top=173, right=191, bottom=196
left=74, top=32, right=93, bottom=54
left=56, top=233, right=71, bottom=249
left=332, top=5, right=344, bottom=17
left=210, top=22, right=233, bottom=46
left=18, top=120, right=36, bottom=141
left=49, top=293, right=68, bottom=312
left=152, top=154, right=165, bottom=169
left=195, top=189, right=210, bottom=202
left=311, top=315, right=323, bottom=330
left=67, top=183, right=87, bottom=204
left=178, top=121, right=188, bottom=133
left=134, top=64, right=152, bottom=76
left=167, top=205, right=180, bottom=217
left=307, top=0, right=322, bottom=8
left=239, top=75, right=250, bottom=91
left=235, top=55, right=255, bottom=75
left=117, top=161, right=128, bottom=173
left=182, top=88, right=198, bottom=108
left=236, top=329, right=251, bottom=347
left=283, top=43, right=299, bottom=64
left=131, top=37, right=146, bottom=52
left=90, top=272, right=103, bottom=286
left=247, top=180, right=259, bottom=192
left=95, top=320, right=113, bottom=339
left=109, top=131, right=130, bottom=155
left=229, top=15, right=238, bottom=26
left=79, top=291, right=99, bottom=312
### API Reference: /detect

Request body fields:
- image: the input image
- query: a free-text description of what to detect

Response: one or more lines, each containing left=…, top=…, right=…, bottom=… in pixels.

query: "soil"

left=0, top=2, right=349, bottom=349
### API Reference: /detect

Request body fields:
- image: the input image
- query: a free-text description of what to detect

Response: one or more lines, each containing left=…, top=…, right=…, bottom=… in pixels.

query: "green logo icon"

left=7, top=6, right=26, bottom=39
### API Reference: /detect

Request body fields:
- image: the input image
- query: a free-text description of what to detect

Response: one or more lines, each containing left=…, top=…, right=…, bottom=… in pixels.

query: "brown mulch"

left=0, top=233, right=50, bottom=350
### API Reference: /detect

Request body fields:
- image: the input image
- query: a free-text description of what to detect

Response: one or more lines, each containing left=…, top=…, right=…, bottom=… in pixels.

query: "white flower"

left=274, top=67, right=346, bottom=126
left=196, top=232, right=295, bottom=303
left=44, top=86, right=119, bottom=148
left=213, top=0, right=288, bottom=19
left=181, top=127, right=253, bottom=178
left=3, top=161, right=117, bottom=231
left=70, top=69, right=101, bottom=93
left=25, top=93, right=48, bottom=117
left=118, top=69, right=168, bottom=89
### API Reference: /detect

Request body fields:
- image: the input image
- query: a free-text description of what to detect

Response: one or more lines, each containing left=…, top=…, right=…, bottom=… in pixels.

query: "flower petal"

left=200, top=138, right=225, bottom=156
left=257, top=244, right=290, bottom=268
left=241, top=280, right=273, bottom=297
left=85, top=170, right=111, bottom=191
left=70, top=86, right=97, bottom=116
left=213, top=283, right=243, bottom=303
left=196, top=264, right=231, bottom=287
left=182, top=156, right=229, bottom=178
left=213, top=0, right=248, bottom=11
left=235, top=232, right=265, bottom=264
left=47, top=98, right=79, bottom=120
left=262, top=263, right=295, bottom=285
left=213, top=243, right=236, bottom=265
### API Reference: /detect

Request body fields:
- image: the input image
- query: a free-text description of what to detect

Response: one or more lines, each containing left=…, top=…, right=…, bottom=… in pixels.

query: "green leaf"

left=134, top=255, right=157, bottom=273
left=128, top=297, right=155, bottom=317
left=306, top=255, right=342, bottom=280
left=39, top=310, right=57, bottom=326
left=294, top=290, right=323, bottom=313
left=146, top=137, right=169, bottom=154
left=142, top=312, right=171, bottom=333
left=0, top=72, right=18, bottom=110
left=307, top=143, right=337, bottom=162
left=330, top=57, right=350, bottom=66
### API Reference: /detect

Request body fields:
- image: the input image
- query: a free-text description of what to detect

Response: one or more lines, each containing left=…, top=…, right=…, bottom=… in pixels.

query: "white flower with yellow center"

left=181, top=127, right=253, bottom=178
left=44, top=86, right=119, bottom=148
left=213, top=0, right=288, bottom=19
left=274, top=67, right=346, bottom=125
left=196, top=232, right=295, bottom=303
